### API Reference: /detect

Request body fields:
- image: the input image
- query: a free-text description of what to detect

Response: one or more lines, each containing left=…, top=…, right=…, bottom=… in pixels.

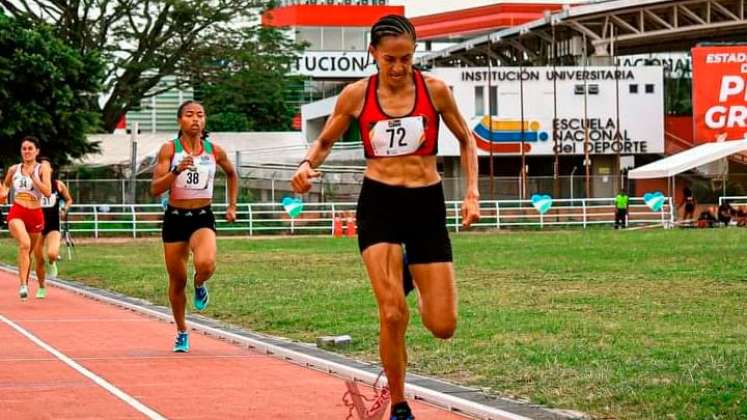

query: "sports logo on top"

left=471, top=116, right=549, bottom=153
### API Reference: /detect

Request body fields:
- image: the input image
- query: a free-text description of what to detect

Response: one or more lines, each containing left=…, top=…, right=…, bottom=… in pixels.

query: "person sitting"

left=717, top=201, right=734, bottom=226
left=736, top=206, right=747, bottom=227
left=697, top=207, right=717, bottom=228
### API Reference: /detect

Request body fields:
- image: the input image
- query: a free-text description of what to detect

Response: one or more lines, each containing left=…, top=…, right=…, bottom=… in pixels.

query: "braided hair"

left=176, top=100, right=208, bottom=141
left=370, top=15, right=416, bottom=47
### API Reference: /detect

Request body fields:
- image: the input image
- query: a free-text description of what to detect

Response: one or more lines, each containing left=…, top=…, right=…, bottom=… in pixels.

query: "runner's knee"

left=425, top=316, right=456, bottom=340
left=194, top=258, right=215, bottom=277
left=380, top=299, right=408, bottom=329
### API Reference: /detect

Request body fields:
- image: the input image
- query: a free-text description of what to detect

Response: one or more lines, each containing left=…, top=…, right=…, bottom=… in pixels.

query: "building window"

left=297, top=27, right=322, bottom=51
left=343, top=28, right=366, bottom=51
left=322, top=27, right=342, bottom=50
left=629, top=84, right=638, bottom=94
left=645, top=84, right=655, bottom=93
left=475, top=86, right=485, bottom=116
left=489, top=86, right=498, bottom=115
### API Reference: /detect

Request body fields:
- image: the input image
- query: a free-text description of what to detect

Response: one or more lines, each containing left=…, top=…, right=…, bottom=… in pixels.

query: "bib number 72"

left=387, top=127, right=407, bottom=148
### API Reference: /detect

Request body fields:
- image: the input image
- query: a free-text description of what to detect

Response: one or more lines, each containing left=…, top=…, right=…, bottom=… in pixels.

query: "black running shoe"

left=390, top=401, right=415, bottom=420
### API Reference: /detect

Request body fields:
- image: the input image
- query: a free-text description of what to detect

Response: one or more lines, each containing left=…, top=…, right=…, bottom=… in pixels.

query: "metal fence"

left=0, top=197, right=674, bottom=238
left=719, top=196, right=747, bottom=206
left=61, top=175, right=627, bottom=205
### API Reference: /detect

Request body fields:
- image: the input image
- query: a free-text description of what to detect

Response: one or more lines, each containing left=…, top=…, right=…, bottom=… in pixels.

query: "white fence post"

left=131, top=205, right=137, bottom=238
left=94, top=206, right=99, bottom=239
left=247, top=203, right=253, bottom=236
left=495, top=201, right=500, bottom=230
left=582, top=199, right=587, bottom=229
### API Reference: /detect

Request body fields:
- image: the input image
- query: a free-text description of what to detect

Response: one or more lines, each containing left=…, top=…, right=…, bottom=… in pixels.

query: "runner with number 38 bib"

left=150, top=100, right=239, bottom=353
left=291, top=15, right=480, bottom=420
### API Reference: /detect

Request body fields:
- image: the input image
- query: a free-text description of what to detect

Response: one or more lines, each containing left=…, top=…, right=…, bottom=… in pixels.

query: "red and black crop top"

left=358, top=69, right=439, bottom=159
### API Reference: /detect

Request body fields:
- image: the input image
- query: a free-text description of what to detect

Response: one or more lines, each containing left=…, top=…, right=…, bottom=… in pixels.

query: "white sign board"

left=293, top=51, right=429, bottom=78
left=293, top=51, right=375, bottom=78
left=431, top=66, right=665, bottom=157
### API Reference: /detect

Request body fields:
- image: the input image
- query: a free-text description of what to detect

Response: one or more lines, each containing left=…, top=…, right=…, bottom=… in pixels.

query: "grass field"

left=1, top=229, right=746, bottom=419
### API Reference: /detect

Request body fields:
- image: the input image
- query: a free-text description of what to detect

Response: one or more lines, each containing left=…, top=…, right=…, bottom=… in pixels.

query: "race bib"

left=175, top=165, right=210, bottom=190
left=41, top=193, right=57, bottom=208
left=370, top=116, right=426, bottom=157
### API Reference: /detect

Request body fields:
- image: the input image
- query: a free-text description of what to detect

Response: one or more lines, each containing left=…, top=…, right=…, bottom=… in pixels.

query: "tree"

left=0, top=0, right=264, bottom=131
left=0, top=12, right=103, bottom=167
left=199, top=25, right=305, bottom=132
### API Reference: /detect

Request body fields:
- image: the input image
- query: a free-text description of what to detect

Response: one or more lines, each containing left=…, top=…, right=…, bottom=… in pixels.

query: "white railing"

left=0, top=197, right=674, bottom=237
left=719, top=196, right=747, bottom=206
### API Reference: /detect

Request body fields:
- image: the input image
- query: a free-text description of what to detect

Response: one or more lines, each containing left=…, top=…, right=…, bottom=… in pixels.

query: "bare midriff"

left=168, top=198, right=212, bottom=209
left=364, top=155, right=440, bottom=187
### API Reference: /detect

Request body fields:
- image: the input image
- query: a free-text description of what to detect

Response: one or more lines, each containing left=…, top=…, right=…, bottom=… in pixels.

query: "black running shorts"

left=161, top=205, right=216, bottom=243
left=356, top=177, right=452, bottom=264
left=42, top=207, right=60, bottom=235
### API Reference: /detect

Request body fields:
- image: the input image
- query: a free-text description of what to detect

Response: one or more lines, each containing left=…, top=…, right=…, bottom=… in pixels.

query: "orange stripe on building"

left=262, top=5, right=405, bottom=27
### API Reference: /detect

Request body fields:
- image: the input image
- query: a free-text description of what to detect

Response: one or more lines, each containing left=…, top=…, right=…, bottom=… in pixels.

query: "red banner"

left=692, top=45, right=747, bottom=143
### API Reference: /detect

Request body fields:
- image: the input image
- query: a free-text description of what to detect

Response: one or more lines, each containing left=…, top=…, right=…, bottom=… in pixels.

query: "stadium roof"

left=409, top=3, right=566, bottom=42
left=628, top=139, right=747, bottom=179
left=418, top=0, right=747, bottom=66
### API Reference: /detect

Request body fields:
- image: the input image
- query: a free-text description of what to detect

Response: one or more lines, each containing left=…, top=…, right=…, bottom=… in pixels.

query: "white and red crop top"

left=12, top=163, right=43, bottom=202
left=169, top=138, right=217, bottom=200
left=358, top=69, right=440, bottom=159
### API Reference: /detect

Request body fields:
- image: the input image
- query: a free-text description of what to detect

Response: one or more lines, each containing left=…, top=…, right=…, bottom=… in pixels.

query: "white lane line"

left=0, top=314, right=166, bottom=420
left=0, top=354, right=262, bottom=363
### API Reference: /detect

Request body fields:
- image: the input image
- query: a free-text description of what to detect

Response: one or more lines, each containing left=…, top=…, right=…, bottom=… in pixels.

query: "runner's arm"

left=150, top=143, right=176, bottom=197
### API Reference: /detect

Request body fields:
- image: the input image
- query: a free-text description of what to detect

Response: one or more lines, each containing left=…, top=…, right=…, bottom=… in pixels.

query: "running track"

left=0, top=270, right=469, bottom=419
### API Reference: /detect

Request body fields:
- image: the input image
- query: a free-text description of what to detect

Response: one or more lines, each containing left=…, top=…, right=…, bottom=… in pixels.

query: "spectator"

left=697, top=206, right=717, bottom=228
left=736, top=206, right=747, bottom=227
left=717, top=201, right=734, bottom=226
left=681, top=186, right=696, bottom=221
left=614, top=188, right=629, bottom=229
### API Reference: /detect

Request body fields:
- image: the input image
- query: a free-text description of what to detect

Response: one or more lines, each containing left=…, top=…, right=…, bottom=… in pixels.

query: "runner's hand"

left=175, top=156, right=194, bottom=174
left=0, top=185, right=7, bottom=203
left=225, top=205, right=237, bottom=223
left=291, top=162, right=321, bottom=194
left=461, top=195, right=480, bottom=229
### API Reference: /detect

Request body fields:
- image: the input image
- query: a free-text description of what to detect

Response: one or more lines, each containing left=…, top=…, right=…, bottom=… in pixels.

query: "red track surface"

left=0, top=271, right=465, bottom=419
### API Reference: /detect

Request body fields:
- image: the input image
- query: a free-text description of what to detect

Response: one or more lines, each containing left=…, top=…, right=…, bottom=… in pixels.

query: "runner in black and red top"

left=291, top=15, right=479, bottom=420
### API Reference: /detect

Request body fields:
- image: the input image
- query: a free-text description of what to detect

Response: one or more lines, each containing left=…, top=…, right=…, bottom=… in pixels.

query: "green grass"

left=1, top=229, right=746, bottom=419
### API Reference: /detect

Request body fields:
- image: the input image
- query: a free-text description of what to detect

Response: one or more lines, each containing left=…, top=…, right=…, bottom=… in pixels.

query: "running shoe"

left=47, top=260, right=58, bottom=278
left=390, top=402, right=415, bottom=420
left=194, top=284, right=209, bottom=311
left=19, top=284, right=28, bottom=301
left=173, top=331, right=189, bottom=353
left=36, top=287, right=46, bottom=299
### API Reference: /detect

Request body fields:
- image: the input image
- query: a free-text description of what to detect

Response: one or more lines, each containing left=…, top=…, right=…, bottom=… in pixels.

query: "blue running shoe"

left=194, top=284, right=209, bottom=311
left=173, top=331, right=189, bottom=353
left=390, top=402, right=415, bottom=420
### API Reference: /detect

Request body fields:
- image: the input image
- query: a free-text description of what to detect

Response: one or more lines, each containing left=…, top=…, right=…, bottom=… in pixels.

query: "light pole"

left=570, top=166, right=578, bottom=201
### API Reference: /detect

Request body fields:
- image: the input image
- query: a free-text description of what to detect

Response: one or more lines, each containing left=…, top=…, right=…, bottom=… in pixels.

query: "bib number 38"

left=176, top=166, right=209, bottom=190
